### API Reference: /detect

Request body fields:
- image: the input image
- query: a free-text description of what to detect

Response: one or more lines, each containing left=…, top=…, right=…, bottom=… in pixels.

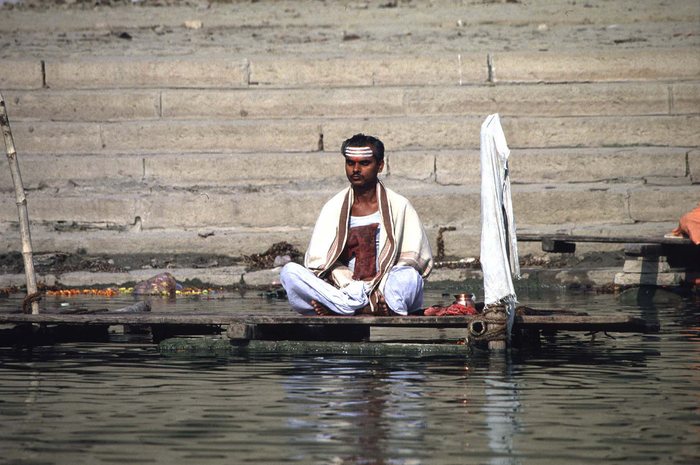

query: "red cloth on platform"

left=424, top=303, right=478, bottom=316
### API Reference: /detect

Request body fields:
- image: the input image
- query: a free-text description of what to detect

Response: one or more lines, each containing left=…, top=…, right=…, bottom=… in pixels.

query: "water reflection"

left=484, top=357, right=521, bottom=465
left=0, top=287, right=699, bottom=464
left=283, top=358, right=429, bottom=465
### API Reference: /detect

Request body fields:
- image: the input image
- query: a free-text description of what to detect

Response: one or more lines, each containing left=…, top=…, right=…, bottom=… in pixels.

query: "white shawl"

left=305, top=181, right=433, bottom=308
left=480, top=113, right=520, bottom=337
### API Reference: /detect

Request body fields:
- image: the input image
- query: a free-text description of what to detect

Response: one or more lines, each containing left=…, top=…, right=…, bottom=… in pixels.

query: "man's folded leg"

left=280, top=262, right=369, bottom=315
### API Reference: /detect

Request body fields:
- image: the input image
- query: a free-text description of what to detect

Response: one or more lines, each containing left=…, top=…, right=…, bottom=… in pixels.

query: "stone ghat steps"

left=7, top=115, right=700, bottom=154
left=1, top=147, right=695, bottom=190
left=2, top=49, right=699, bottom=89
left=0, top=219, right=681, bottom=260
left=1, top=182, right=695, bottom=231
left=4, top=81, right=699, bottom=121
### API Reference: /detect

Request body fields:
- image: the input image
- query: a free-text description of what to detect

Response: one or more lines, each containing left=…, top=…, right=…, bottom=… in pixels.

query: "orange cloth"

left=670, top=203, right=700, bottom=245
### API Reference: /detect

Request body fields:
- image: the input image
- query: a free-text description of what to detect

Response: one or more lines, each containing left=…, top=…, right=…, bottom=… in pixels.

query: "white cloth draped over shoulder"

left=304, top=181, right=433, bottom=311
left=480, top=113, right=520, bottom=338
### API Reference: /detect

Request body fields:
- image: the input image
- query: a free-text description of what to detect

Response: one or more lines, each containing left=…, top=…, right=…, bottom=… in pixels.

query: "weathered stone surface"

left=492, top=48, right=700, bottom=82
left=623, top=258, right=672, bottom=273
left=10, top=122, right=103, bottom=154
left=134, top=190, right=327, bottom=229
left=614, top=271, right=684, bottom=286
left=689, top=149, right=700, bottom=183
left=387, top=151, right=436, bottom=181
left=242, top=268, right=282, bottom=287
left=671, top=82, right=700, bottom=114
left=0, top=154, right=143, bottom=190
left=512, top=184, right=631, bottom=224
left=143, top=152, right=340, bottom=185
left=405, top=82, right=671, bottom=117
left=44, top=57, right=249, bottom=89
left=162, top=87, right=406, bottom=118
left=628, top=186, right=700, bottom=222
left=4, top=226, right=311, bottom=257
left=501, top=115, right=700, bottom=148
left=434, top=150, right=479, bottom=185
left=507, top=147, right=689, bottom=183
left=4, top=90, right=160, bottom=121
left=0, top=60, right=43, bottom=90
left=323, top=116, right=483, bottom=151
left=100, top=120, right=321, bottom=152
left=0, top=193, right=137, bottom=224
left=249, top=55, right=485, bottom=87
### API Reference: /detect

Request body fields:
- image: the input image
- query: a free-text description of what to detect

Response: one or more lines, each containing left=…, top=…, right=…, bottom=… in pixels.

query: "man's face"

left=344, top=154, right=384, bottom=189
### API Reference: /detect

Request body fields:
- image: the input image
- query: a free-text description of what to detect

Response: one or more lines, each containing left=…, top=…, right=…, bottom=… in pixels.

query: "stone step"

left=7, top=114, right=700, bottom=154
left=4, top=81, right=698, bottom=122
left=1, top=148, right=694, bottom=191
left=1, top=183, right=696, bottom=231
left=1, top=48, right=698, bottom=90
left=0, top=220, right=680, bottom=262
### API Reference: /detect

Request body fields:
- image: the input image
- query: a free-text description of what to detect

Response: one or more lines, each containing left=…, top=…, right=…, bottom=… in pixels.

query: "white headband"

left=344, top=146, right=374, bottom=158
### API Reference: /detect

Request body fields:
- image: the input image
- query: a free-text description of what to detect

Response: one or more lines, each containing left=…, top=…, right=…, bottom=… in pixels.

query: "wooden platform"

left=0, top=309, right=660, bottom=348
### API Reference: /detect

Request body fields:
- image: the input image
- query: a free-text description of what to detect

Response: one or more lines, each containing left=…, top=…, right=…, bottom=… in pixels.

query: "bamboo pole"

left=0, top=91, right=39, bottom=314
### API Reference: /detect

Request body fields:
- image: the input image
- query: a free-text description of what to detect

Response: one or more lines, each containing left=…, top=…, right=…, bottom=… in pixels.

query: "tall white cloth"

left=480, top=114, right=520, bottom=338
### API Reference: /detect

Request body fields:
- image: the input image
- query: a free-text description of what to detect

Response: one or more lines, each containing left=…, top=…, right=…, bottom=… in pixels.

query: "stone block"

left=502, top=115, right=700, bottom=148
left=407, top=186, right=481, bottom=228
left=689, top=149, right=700, bottom=183
left=143, top=152, right=341, bottom=185
left=671, top=82, right=700, bottom=114
left=134, top=189, right=329, bottom=229
left=242, top=268, right=283, bottom=287
left=162, top=87, right=406, bottom=119
left=325, top=115, right=699, bottom=152
left=492, top=48, right=700, bottom=82
left=405, top=82, right=670, bottom=117
left=45, top=57, right=249, bottom=89
left=435, top=150, right=481, bottom=185
left=0, top=60, right=43, bottom=90
left=323, top=116, right=483, bottom=152
left=10, top=122, right=103, bottom=154
left=0, top=154, right=144, bottom=190
left=623, top=258, right=672, bottom=273
left=508, top=147, right=688, bottom=183
left=386, top=151, right=435, bottom=181
left=4, top=90, right=160, bottom=121
left=0, top=193, right=137, bottom=224
left=100, top=120, right=321, bottom=153
left=614, top=271, right=683, bottom=287
left=512, top=184, right=631, bottom=224
left=628, top=186, right=700, bottom=222
left=11, top=226, right=311, bottom=257
left=249, top=54, right=484, bottom=87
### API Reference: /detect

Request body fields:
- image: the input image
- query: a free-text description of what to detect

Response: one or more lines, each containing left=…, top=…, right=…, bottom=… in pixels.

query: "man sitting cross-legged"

left=280, top=133, right=433, bottom=316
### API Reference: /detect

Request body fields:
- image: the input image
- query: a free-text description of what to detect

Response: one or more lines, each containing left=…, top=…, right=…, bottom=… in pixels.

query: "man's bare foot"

left=310, top=299, right=334, bottom=316
left=375, top=295, right=398, bottom=316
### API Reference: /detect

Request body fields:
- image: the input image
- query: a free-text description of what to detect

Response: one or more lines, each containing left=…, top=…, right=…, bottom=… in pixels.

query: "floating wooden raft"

left=0, top=309, right=659, bottom=348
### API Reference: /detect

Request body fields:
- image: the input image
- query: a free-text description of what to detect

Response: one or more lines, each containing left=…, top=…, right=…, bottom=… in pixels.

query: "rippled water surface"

left=1, top=285, right=698, bottom=465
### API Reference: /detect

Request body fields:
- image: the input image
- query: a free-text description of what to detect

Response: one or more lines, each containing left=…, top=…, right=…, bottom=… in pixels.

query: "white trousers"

left=279, top=262, right=424, bottom=316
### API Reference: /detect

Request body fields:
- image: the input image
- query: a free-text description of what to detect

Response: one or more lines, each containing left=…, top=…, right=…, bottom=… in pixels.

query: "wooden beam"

left=518, top=233, right=694, bottom=246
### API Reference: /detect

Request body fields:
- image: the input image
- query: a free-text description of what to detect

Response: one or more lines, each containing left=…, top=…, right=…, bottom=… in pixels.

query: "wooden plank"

left=518, top=233, right=694, bottom=246
left=517, top=314, right=659, bottom=333
left=0, top=312, right=503, bottom=327
left=0, top=311, right=658, bottom=333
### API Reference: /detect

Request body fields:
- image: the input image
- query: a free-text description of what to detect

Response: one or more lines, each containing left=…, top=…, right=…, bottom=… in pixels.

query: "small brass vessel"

left=453, top=293, right=475, bottom=307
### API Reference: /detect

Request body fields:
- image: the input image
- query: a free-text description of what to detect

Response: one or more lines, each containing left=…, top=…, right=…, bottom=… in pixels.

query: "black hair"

left=341, top=133, right=385, bottom=163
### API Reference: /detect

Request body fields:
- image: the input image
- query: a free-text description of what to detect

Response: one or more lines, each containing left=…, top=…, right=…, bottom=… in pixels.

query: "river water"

left=0, top=284, right=698, bottom=465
